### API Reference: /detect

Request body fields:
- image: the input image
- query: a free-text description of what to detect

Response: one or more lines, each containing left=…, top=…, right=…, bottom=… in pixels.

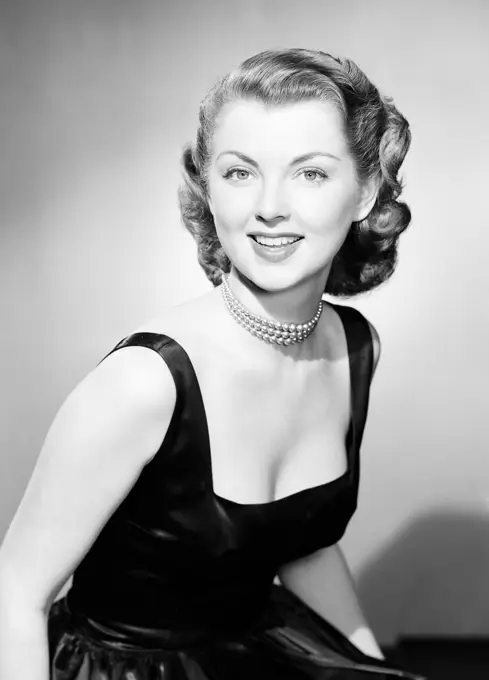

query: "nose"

left=254, top=179, right=290, bottom=223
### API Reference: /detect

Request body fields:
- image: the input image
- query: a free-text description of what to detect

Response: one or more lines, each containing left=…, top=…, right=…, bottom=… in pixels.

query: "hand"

left=349, top=626, right=385, bottom=660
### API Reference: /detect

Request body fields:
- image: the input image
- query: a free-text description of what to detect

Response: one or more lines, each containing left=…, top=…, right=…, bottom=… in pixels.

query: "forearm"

left=0, top=594, right=50, bottom=680
left=278, top=544, right=384, bottom=660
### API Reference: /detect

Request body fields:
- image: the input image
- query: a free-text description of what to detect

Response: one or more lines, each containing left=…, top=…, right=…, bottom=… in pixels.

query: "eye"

left=222, top=167, right=252, bottom=181
left=300, top=168, right=328, bottom=183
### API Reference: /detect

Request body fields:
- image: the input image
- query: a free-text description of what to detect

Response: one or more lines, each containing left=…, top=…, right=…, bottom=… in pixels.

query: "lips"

left=248, top=234, right=303, bottom=263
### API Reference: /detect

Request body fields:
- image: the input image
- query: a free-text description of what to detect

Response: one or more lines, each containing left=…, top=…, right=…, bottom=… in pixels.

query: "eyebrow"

left=216, top=150, right=342, bottom=166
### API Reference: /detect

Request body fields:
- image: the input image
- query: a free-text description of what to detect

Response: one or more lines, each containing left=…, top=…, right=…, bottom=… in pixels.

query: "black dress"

left=48, top=302, right=426, bottom=679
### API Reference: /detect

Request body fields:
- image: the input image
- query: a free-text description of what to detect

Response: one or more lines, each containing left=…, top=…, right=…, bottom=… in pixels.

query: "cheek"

left=211, top=186, right=253, bottom=232
left=295, top=189, right=356, bottom=235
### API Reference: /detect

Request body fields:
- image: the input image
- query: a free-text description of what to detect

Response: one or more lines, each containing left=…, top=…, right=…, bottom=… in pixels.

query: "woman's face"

left=206, top=98, right=376, bottom=292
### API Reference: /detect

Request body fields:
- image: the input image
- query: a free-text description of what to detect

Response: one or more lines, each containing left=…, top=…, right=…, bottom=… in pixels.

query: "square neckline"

left=122, top=301, right=357, bottom=509
left=209, top=301, right=356, bottom=507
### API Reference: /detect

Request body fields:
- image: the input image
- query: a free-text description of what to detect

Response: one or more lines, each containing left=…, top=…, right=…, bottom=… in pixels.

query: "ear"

left=352, top=174, right=380, bottom=223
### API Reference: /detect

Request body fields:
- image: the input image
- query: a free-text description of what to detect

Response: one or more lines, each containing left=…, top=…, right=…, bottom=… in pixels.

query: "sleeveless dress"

left=47, top=303, right=426, bottom=680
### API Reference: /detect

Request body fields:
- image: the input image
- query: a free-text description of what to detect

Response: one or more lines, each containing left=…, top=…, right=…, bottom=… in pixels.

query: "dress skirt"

left=48, top=585, right=426, bottom=680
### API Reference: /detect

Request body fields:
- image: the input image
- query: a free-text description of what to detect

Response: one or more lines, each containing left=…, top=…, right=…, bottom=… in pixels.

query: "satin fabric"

left=49, top=586, right=425, bottom=679
left=47, top=303, right=426, bottom=679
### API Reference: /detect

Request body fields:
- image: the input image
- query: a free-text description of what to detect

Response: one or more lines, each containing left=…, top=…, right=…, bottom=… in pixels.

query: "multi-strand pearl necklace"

left=220, top=273, right=324, bottom=345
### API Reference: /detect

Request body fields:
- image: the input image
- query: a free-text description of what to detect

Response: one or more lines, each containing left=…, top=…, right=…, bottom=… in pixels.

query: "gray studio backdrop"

left=1, top=0, right=488, bottom=646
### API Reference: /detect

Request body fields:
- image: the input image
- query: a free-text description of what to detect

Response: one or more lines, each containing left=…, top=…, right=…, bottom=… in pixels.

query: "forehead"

left=212, top=99, right=348, bottom=158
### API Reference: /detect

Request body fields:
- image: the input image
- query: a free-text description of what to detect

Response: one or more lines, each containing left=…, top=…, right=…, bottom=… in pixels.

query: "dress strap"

left=328, top=303, right=374, bottom=452
left=95, top=331, right=214, bottom=483
left=97, top=332, right=174, bottom=366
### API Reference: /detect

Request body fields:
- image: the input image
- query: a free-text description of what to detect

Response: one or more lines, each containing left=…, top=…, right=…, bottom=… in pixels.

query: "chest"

left=193, top=350, right=353, bottom=505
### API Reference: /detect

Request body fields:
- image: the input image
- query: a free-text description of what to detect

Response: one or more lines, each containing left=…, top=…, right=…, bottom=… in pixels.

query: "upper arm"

left=366, top=320, right=381, bottom=379
left=0, top=346, right=176, bottom=613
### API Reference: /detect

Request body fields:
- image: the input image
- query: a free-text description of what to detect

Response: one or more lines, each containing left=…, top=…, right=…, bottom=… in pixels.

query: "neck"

left=225, top=266, right=328, bottom=324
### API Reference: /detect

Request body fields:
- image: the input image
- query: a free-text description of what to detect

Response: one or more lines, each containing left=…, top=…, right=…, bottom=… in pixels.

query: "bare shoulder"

left=108, top=289, right=219, bottom=392
left=321, top=302, right=381, bottom=367
left=88, top=341, right=177, bottom=433
left=131, top=287, right=217, bottom=336
left=129, top=287, right=224, bottom=361
left=365, top=318, right=381, bottom=376
left=328, top=302, right=381, bottom=375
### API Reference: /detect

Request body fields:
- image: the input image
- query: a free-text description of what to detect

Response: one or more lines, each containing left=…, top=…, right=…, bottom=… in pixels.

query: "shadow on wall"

left=357, top=508, right=489, bottom=644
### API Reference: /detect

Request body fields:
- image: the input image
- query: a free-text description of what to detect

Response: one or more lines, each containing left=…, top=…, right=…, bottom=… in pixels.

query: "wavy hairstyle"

left=178, top=48, right=412, bottom=296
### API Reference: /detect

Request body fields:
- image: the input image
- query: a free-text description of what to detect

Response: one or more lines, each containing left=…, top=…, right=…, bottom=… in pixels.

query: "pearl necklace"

left=220, top=273, right=324, bottom=345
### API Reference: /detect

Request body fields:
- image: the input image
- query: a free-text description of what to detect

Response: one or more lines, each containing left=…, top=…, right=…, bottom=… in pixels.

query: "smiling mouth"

left=249, top=235, right=304, bottom=248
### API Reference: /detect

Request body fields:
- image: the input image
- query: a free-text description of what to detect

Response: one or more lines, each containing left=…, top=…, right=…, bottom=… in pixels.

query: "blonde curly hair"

left=178, top=47, right=412, bottom=297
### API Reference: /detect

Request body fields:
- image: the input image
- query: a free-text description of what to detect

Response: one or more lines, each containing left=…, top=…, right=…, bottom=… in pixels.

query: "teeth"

left=254, top=235, right=301, bottom=247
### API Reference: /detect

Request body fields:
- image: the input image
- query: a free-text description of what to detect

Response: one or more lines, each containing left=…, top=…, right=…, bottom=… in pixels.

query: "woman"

left=0, top=48, right=424, bottom=679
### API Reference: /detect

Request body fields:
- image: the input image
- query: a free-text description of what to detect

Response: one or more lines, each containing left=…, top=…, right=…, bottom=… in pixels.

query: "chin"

left=234, top=267, right=304, bottom=293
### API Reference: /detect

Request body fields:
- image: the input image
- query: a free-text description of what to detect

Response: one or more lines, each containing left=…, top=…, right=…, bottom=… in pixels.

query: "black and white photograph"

left=1, top=1, right=488, bottom=678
